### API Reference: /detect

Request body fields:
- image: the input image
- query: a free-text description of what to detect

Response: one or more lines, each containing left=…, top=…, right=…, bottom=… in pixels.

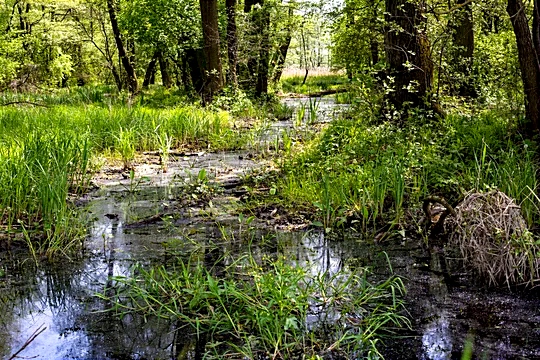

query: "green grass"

left=280, top=74, right=349, bottom=95
left=271, top=109, right=540, bottom=232
left=0, top=89, right=250, bottom=254
left=100, top=240, right=408, bottom=359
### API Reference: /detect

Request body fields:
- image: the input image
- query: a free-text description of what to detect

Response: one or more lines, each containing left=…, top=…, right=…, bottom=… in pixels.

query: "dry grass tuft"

left=448, top=190, right=540, bottom=287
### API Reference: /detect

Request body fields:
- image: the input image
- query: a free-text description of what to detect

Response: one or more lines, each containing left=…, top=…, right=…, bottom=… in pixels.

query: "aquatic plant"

left=101, top=247, right=408, bottom=359
left=0, top=129, right=90, bottom=256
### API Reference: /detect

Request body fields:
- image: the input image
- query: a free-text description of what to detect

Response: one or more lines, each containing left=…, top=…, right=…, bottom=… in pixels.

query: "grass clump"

left=0, top=130, right=91, bottom=256
left=448, top=190, right=540, bottom=287
left=0, top=89, right=250, bottom=254
left=272, top=109, right=540, bottom=234
left=103, top=248, right=408, bottom=359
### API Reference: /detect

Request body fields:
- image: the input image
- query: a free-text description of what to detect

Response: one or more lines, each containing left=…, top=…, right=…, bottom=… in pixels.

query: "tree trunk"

left=533, top=0, right=540, bottom=56
left=271, top=3, right=294, bottom=84
left=272, top=32, right=292, bottom=83
left=143, top=51, right=158, bottom=89
left=179, top=53, right=191, bottom=90
left=158, top=51, right=172, bottom=88
left=186, top=48, right=205, bottom=95
left=107, top=0, right=138, bottom=93
left=368, top=0, right=380, bottom=66
left=242, top=0, right=261, bottom=90
left=255, top=0, right=270, bottom=97
left=452, top=0, right=475, bottom=96
left=384, top=0, right=433, bottom=116
left=199, top=0, right=224, bottom=103
left=507, top=0, right=540, bottom=136
left=226, top=0, right=238, bottom=86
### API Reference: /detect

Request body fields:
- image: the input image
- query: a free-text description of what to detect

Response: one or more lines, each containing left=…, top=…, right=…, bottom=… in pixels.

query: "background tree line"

left=0, top=0, right=538, bottom=135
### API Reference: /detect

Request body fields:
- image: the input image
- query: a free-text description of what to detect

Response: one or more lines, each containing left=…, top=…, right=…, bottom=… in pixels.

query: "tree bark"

left=143, top=51, right=158, bottom=89
left=107, top=0, right=138, bottom=93
left=186, top=48, right=205, bottom=95
left=226, top=0, right=238, bottom=86
left=533, top=0, right=540, bottom=56
left=507, top=0, right=540, bottom=136
left=452, top=0, right=475, bottom=96
left=199, top=0, right=224, bottom=103
left=158, top=51, right=172, bottom=88
left=384, top=0, right=433, bottom=116
left=255, top=0, right=270, bottom=96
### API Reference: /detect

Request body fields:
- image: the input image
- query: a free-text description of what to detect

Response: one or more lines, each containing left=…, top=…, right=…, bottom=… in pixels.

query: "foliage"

left=273, top=106, right=540, bottom=232
left=0, top=88, right=246, bottom=252
left=101, top=244, right=408, bottom=359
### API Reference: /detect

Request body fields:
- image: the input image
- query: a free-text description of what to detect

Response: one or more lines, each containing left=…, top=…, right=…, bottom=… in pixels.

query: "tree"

left=226, top=0, right=238, bottom=86
left=331, top=0, right=384, bottom=77
left=199, top=0, right=224, bottom=103
left=450, top=0, right=475, bottom=96
left=106, top=0, right=138, bottom=93
left=384, top=0, right=433, bottom=116
left=271, top=3, right=295, bottom=83
left=507, top=0, right=540, bottom=136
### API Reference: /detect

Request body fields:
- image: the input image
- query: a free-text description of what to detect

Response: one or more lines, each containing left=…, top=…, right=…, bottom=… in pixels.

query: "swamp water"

left=1, top=98, right=540, bottom=359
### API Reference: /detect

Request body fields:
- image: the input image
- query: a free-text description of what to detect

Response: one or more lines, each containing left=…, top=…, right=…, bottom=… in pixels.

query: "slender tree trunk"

left=199, top=0, right=224, bottom=103
left=272, top=32, right=292, bottom=83
left=272, top=4, right=293, bottom=83
left=533, top=0, right=540, bottom=56
left=452, top=0, right=475, bottom=96
left=143, top=51, right=158, bottom=89
left=300, top=21, right=309, bottom=85
left=179, top=53, right=191, bottom=90
left=107, top=0, right=138, bottom=93
left=507, top=0, right=540, bottom=136
left=243, top=0, right=260, bottom=89
left=158, top=51, right=172, bottom=88
left=255, top=0, right=270, bottom=96
left=368, top=0, right=380, bottom=66
left=384, top=0, right=433, bottom=117
left=186, top=48, right=205, bottom=95
left=226, top=0, right=238, bottom=86
left=370, top=39, right=380, bottom=66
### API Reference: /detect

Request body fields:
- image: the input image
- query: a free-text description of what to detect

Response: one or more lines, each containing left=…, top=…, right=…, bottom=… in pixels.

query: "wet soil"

left=1, top=97, right=539, bottom=359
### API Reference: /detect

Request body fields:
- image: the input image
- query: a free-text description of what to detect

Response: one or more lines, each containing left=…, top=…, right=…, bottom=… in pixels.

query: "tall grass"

left=276, top=110, right=540, bottom=231
left=0, top=129, right=90, bottom=256
left=0, top=92, right=246, bottom=254
left=101, top=247, right=408, bottom=358
left=280, top=74, right=349, bottom=94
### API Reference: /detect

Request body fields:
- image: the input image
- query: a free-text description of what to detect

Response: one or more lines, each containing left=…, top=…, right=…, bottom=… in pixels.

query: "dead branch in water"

left=8, top=324, right=47, bottom=360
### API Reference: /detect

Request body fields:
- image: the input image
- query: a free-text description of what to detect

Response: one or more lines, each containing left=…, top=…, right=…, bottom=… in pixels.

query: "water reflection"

left=421, top=313, right=452, bottom=360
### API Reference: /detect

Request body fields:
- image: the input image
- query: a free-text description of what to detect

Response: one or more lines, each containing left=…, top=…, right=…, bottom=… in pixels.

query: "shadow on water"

left=1, top=97, right=540, bottom=359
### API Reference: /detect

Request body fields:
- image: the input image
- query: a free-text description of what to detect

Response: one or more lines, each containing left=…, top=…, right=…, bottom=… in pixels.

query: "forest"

left=1, top=0, right=540, bottom=359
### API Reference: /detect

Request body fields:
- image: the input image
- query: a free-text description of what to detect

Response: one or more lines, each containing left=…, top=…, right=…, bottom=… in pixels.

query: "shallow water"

left=1, top=97, right=540, bottom=359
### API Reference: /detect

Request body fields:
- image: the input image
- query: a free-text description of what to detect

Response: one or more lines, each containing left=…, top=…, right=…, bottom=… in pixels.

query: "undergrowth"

left=271, top=109, right=539, bottom=232
left=0, top=86, right=266, bottom=255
